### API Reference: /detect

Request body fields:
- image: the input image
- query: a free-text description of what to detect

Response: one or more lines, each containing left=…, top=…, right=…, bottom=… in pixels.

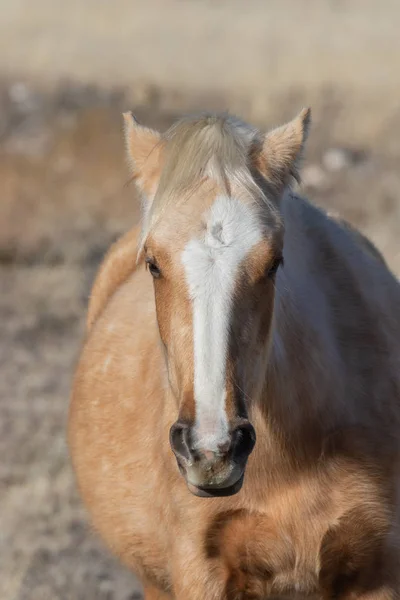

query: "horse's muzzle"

left=169, top=419, right=256, bottom=497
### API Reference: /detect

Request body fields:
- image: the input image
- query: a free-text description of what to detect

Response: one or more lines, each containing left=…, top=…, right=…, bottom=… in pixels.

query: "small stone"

left=8, top=82, right=38, bottom=112
left=322, top=148, right=350, bottom=172
left=302, top=164, right=327, bottom=189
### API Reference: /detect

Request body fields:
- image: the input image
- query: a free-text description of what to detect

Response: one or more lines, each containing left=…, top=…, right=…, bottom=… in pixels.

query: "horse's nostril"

left=170, top=420, right=256, bottom=475
left=169, top=421, right=192, bottom=463
left=217, top=440, right=231, bottom=455
left=231, top=422, right=256, bottom=459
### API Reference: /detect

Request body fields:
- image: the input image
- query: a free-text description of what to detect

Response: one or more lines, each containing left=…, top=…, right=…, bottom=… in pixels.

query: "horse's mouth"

left=186, top=473, right=244, bottom=498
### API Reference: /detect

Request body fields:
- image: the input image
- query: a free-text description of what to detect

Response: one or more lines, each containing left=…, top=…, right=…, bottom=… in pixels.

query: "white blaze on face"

left=181, top=195, right=263, bottom=452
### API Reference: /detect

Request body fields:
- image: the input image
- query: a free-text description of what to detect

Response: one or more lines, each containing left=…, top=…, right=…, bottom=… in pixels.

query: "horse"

left=68, top=109, right=400, bottom=599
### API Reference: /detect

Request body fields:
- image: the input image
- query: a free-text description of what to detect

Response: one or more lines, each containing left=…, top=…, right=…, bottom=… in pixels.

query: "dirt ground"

left=1, top=2, right=400, bottom=599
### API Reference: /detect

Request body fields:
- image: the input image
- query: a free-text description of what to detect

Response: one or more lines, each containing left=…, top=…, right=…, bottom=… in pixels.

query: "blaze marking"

left=182, top=195, right=262, bottom=451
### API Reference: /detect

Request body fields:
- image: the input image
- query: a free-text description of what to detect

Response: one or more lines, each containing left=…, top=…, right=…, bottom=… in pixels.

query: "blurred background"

left=1, top=1, right=399, bottom=598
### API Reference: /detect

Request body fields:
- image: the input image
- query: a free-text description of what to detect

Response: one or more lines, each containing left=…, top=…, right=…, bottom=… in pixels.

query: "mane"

left=141, top=112, right=279, bottom=248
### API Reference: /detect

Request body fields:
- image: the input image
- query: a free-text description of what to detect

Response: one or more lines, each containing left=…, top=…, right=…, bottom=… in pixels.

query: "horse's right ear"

left=254, top=108, right=311, bottom=196
left=122, top=112, right=162, bottom=198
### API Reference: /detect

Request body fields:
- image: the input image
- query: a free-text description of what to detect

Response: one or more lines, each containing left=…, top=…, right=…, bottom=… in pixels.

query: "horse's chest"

left=205, top=508, right=324, bottom=598
left=203, top=482, right=392, bottom=599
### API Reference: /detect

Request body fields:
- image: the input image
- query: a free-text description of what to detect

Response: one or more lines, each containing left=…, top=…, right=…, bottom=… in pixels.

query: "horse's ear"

left=255, top=108, right=311, bottom=194
left=123, top=112, right=162, bottom=197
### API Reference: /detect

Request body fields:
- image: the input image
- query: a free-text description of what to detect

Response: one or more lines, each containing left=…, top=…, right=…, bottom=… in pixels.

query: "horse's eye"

left=145, top=258, right=161, bottom=279
left=268, top=256, right=283, bottom=278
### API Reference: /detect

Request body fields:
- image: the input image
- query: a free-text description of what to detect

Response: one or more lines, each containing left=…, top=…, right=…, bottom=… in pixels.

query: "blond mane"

left=141, top=113, right=278, bottom=247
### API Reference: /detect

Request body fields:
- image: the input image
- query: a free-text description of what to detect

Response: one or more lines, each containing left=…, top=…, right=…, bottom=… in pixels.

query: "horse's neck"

left=257, top=217, right=341, bottom=458
left=245, top=313, right=327, bottom=489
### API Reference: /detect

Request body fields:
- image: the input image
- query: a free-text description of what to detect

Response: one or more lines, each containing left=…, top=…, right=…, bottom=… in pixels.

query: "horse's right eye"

left=145, top=258, right=161, bottom=279
left=267, top=256, right=283, bottom=279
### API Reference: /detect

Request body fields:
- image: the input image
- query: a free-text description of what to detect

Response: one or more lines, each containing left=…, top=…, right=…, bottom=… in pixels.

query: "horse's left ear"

left=123, top=112, right=162, bottom=198
left=255, top=108, right=311, bottom=194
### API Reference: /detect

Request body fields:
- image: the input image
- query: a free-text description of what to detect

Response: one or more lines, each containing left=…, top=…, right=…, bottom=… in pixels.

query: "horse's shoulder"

left=87, top=225, right=142, bottom=331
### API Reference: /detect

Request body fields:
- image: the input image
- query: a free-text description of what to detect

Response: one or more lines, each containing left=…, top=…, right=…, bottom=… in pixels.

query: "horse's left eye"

left=268, top=256, right=283, bottom=278
left=145, top=258, right=161, bottom=279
